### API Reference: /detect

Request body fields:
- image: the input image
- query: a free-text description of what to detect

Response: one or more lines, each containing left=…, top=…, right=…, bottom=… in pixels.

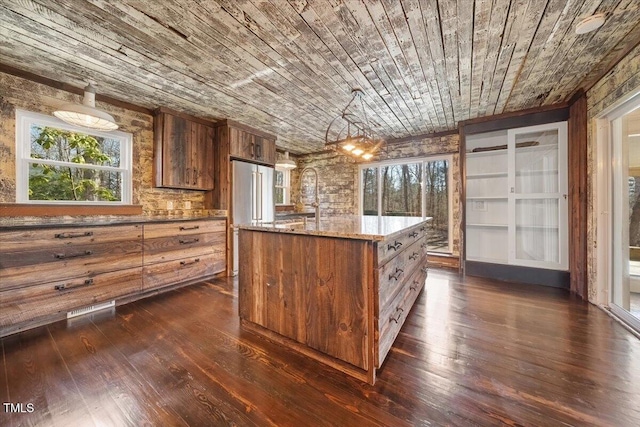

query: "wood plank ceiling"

left=1, top=0, right=639, bottom=154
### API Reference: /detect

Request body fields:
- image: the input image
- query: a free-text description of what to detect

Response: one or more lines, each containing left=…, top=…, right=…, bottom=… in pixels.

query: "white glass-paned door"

left=611, top=105, right=640, bottom=323
left=508, top=123, right=568, bottom=270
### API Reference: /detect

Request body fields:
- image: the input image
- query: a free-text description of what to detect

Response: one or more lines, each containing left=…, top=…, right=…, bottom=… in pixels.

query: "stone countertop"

left=0, top=210, right=227, bottom=230
left=236, top=215, right=431, bottom=241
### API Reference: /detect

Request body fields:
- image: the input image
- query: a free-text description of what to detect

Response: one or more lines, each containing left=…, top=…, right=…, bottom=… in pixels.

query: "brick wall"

left=291, top=133, right=461, bottom=256
left=0, top=72, right=208, bottom=215
left=585, top=45, right=640, bottom=303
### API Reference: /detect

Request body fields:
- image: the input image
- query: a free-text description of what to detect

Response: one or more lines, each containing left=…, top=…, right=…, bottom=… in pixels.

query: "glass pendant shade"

left=53, top=83, right=118, bottom=131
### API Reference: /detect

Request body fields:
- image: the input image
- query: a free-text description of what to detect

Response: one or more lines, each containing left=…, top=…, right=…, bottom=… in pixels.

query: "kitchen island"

left=237, top=215, right=431, bottom=384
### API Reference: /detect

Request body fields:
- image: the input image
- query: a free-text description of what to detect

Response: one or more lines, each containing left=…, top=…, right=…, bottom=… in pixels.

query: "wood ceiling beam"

left=0, top=63, right=154, bottom=116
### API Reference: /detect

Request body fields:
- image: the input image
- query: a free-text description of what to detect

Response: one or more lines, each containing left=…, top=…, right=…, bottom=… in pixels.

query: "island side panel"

left=238, top=229, right=371, bottom=370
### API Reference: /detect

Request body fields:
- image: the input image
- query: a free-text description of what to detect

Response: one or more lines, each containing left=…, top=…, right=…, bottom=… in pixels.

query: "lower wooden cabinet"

left=0, top=218, right=226, bottom=337
left=0, top=267, right=143, bottom=328
left=142, top=219, right=226, bottom=290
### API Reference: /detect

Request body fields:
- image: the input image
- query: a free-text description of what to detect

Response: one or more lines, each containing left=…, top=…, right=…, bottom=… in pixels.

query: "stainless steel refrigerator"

left=232, top=160, right=275, bottom=274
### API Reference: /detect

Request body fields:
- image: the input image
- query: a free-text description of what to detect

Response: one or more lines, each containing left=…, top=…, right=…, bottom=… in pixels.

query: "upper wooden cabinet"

left=154, top=108, right=215, bottom=190
left=226, top=122, right=276, bottom=165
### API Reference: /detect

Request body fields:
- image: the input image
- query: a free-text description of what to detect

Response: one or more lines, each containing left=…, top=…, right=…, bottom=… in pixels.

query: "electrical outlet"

left=184, top=201, right=191, bottom=210
left=166, top=201, right=174, bottom=210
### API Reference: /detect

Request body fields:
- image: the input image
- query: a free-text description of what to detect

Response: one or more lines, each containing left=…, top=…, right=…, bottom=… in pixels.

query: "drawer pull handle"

left=54, top=250, right=93, bottom=259
left=387, top=241, right=402, bottom=251
left=179, top=225, right=200, bottom=231
left=389, top=267, right=404, bottom=281
left=390, top=307, right=404, bottom=323
left=409, top=231, right=419, bottom=238
left=421, top=266, right=429, bottom=274
left=409, top=252, right=419, bottom=261
left=410, top=280, right=420, bottom=291
left=420, top=242, right=428, bottom=249
left=420, top=226, right=426, bottom=232
left=55, top=278, right=94, bottom=291
left=180, top=258, right=201, bottom=267
left=55, top=231, right=93, bottom=239
left=179, top=238, right=200, bottom=245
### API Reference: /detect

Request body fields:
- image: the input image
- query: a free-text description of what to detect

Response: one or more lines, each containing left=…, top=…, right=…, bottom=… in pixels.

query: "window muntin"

left=360, top=156, right=453, bottom=253
left=275, top=168, right=291, bottom=205
left=16, top=110, right=132, bottom=204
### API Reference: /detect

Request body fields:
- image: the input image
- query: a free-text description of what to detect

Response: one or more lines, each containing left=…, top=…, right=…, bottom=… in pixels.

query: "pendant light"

left=53, top=83, right=119, bottom=131
left=276, top=151, right=297, bottom=170
left=324, top=88, right=384, bottom=161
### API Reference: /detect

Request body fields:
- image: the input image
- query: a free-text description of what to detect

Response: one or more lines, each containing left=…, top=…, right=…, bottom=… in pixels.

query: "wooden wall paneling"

left=1, top=1, right=637, bottom=155
left=568, top=91, right=588, bottom=298
left=402, top=0, right=446, bottom=128
left=341, top=0, right=430, bottom=133
left=379, top=0, right=440, bottom=128
left=477, top=0, right=511, bottom=117
left=437, top=0, right=463, bottom=123
left=244, top=0, right=401, bottom=138
left=509, top=0, right=602, bottom=109
left=492, top=0, right=549, bottom=114
left=153, top=1, right=338, bottom=129
left=544, top=1, right=640, bottom=105
left=468, top=0, right=492, bottom=119
left=454, top=0, right=474, bottom=123
left=417, top=0, right=456, bottom=128
left=298, top=1, right=411, bottom=138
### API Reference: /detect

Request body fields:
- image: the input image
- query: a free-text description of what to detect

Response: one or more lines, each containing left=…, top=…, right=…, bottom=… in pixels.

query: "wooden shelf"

left=466, top=172, right=508, bottom=179
left=466, top=196, right=508, bottom=200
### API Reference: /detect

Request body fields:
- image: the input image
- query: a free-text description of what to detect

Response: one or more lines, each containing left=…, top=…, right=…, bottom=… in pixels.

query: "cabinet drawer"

left=377, top=262, right=428, bottom=367
left=1, top=243, right=142, bottom=292
left=142, top=252, right=225, bottom=291
left=143, top=220, right=225, bottom=239
left=377, top=224, right=428, bottom=266
left=0, top=267, right=142, bottom=328
left=143, top=231, right=225, bottom=264
left=378, top=235, right=428, bottom=307
left=0, top=224, right=142, bottom=253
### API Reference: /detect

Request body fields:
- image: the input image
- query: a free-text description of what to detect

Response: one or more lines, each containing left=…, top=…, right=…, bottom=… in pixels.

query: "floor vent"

left=67, top=300, right=115, bottom=319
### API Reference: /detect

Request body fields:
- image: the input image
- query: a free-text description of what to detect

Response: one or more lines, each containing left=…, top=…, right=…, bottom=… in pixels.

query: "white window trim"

left=275, top=167, right=291, bottom=205
left=15, top=109, right=133, bottom=205
left=358, top=154, right=454, bottom=253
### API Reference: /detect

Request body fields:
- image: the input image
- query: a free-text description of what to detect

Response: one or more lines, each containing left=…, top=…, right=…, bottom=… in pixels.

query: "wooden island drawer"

left=377, top=224, right=428, bottom=266
left=143, top=220, right=225, bottom=239
left=0, top=267, right=142, bottom=328
left=143, top=252, right=225, bottom=290
left=378, top=234, right=428, bottom=306
left=377, top=263, right=428, bottom=366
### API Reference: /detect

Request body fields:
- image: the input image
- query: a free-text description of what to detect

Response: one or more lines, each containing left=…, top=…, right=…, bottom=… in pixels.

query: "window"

left=16, top=110, right=132, bottom=204
left=360, top=155, right=452, bottom=253
left=275, top=168, right=291, bottom=205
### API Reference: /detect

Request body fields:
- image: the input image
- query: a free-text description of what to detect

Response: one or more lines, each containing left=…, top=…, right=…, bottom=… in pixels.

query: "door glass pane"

left=362, top=167, right=378, bottom=215
left=515, top=130, right=559, bottom=194
left=381, top=163, right=422, bottom=216
left=619, top=107, right=640, bottom=320
left=515, top=199, right=559, bottom=263
left=424, top=160, right=449, bottom=251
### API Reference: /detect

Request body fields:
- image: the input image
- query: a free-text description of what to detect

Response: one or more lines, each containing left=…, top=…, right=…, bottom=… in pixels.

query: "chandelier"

left=324, top=88, right=384, bottom=161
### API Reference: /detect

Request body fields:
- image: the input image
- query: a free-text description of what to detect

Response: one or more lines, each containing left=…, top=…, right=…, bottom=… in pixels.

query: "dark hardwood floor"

left=2, top=269, right=640, bottom=426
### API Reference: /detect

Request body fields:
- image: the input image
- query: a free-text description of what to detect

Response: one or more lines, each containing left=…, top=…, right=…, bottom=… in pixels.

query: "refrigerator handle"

left=251, top=170, right=257, bottom=221
left=257, top=172, right=263, bottom=221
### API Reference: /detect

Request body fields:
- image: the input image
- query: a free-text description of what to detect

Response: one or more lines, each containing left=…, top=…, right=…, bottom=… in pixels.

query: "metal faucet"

left=297, top=167, right=320, bottom=227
